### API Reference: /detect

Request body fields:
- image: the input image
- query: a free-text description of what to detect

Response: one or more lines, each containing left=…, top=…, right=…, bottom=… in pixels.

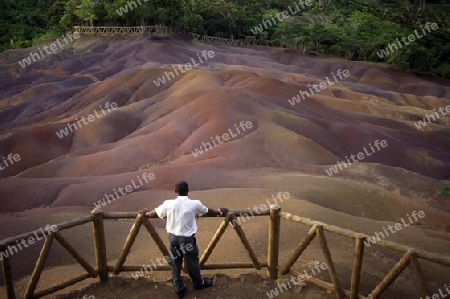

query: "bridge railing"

left=1, top=207, right=449, bottom=298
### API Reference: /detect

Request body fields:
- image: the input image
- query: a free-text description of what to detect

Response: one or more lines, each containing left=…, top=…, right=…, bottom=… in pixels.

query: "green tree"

left=60, top=0, right=77, bottom=30
left=75, top=0, right=98, bottom=27
left=47, top=0, right=67, bottom=29
left=273, top=19, right=312, bottom=53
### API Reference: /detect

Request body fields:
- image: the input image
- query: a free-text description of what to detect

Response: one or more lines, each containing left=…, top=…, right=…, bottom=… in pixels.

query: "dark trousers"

left=168, top=233, right=203, bottom=292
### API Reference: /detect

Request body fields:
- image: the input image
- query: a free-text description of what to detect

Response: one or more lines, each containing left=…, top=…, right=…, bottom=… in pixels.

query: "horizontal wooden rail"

left=289, top=269, right=366, bottom=299
left=102, top=209, right=269, bottom=219
left=53, top=215, right=94, bottom=232
left=202, top=262, right=269, bottom=270
left=102, top=212, right=138, bottom=219
left=109, top=265, right=172, bottom=272
left=108, top=262, right=270, bottom=272
left=0, top=215, right=92, bottom=246
left=108, top=262, right=267, bottom=272
left=230, top=209, right=271, bottom=216
left=32, top=273, right=92, bottom=299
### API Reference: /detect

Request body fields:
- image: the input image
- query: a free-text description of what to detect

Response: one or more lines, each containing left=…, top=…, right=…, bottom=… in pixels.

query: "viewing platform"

left=1, top=206, right=449, bottom=298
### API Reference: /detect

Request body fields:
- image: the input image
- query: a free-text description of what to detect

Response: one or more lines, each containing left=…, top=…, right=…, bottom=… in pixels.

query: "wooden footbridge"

left=1, top=206, right=449, bottom=299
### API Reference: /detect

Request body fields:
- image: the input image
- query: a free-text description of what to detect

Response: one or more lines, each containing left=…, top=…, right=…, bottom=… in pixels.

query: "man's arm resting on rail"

left=139, top=209, right=161, bottom=218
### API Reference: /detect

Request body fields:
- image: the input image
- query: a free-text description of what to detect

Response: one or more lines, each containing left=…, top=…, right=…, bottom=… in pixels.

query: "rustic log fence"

left=1, top=206, right=449, bottom=298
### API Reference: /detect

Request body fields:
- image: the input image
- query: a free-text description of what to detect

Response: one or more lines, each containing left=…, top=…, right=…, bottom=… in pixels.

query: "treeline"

left=1, top=0, right=449, bottom=77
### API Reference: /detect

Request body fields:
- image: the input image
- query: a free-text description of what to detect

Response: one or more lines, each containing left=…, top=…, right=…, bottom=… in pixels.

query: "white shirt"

left=155, top=196, right=208, bottom=237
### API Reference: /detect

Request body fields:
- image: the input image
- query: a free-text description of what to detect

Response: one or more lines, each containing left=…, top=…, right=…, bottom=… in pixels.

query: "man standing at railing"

left=140, top=181, right=228, bottom=298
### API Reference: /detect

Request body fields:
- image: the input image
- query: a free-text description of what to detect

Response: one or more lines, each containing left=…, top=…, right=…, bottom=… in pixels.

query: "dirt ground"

left=1, top=190, right=449, bottom=299
left=54, top=273, right=335, bottom=299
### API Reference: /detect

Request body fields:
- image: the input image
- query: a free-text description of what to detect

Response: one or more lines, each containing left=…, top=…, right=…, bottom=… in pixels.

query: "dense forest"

left=1, top=0, right=449, bottom=77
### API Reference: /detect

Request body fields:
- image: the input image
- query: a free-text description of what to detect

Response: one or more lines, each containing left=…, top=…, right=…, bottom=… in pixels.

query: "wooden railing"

left=279, top=212, right=450, bottom=299
left=71, top=26, right=285, bottom=49
left=190, top=33, right=285, bottom=48
left=73, top=26, right=177, bottom=37
left=0, top=214, right=95, bottom=299
left=1, top=207, right=449, bottom=298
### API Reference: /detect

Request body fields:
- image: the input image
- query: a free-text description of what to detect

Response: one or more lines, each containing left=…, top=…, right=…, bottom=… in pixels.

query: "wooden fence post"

left=0, top=245, right=15, bottom=299
left=92, top=209, right=108, bottom=283
left=350, top=236, right=365, bottom=299
left=410, top=252, right=430, bottom=297
left=268, top=205, right=281, bottom=279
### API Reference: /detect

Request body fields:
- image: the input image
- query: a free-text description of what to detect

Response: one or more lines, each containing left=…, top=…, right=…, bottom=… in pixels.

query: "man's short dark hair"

left=175, top=181, right=189, bottom=195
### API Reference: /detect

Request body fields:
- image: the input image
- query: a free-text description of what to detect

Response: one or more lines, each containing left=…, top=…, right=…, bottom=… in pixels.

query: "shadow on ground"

left=55, top=273, right=335, bottom=299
